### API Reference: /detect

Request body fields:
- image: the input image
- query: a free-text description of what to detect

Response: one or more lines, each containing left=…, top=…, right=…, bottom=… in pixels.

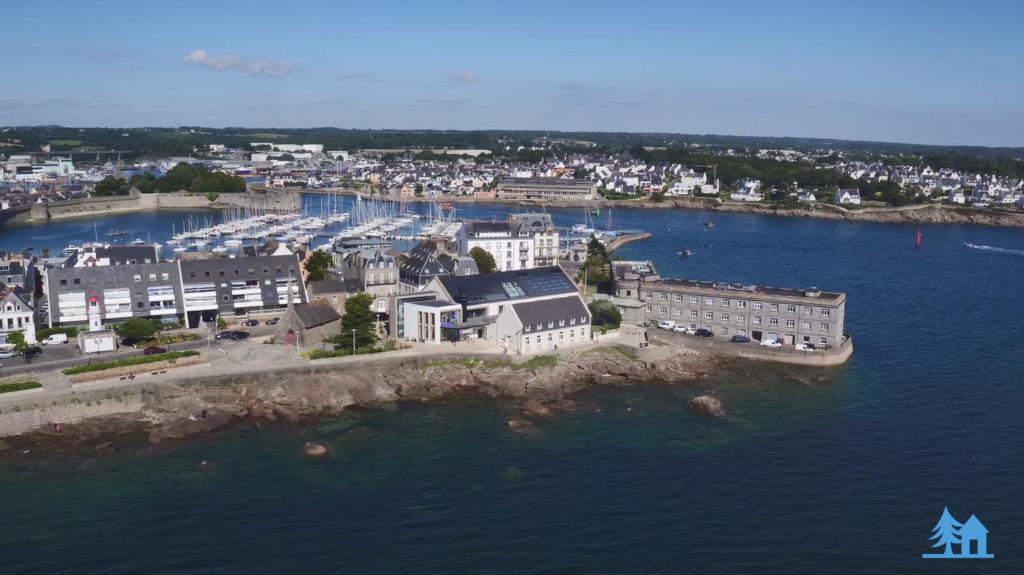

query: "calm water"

left=1, top=199, right=1023, bottom=573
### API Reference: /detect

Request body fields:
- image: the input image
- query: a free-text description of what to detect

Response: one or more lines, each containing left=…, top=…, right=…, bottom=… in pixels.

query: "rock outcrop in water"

left=687, top=395, right=725, bottom=417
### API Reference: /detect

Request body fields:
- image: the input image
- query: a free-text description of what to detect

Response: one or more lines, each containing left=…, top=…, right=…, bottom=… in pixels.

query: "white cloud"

left=447, top=70, right=478, bottom=83
left=184, top=49, right=294, bottom=78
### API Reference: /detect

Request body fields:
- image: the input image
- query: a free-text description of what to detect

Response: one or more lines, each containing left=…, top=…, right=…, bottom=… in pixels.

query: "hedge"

left=62, top=351, right=200, bottom=375
left=0, top=381, right=42, bottom=394
left=36, top=326, right=80, bottom=339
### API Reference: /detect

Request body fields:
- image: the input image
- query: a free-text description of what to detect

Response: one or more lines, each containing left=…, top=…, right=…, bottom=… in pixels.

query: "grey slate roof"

left=307, top=279, right=347, bottom=295
left=291, top=301, right=342, bottom=328
left=512, top=295, right=589, bottom=332
left=438, top=266, right=575, bottom=306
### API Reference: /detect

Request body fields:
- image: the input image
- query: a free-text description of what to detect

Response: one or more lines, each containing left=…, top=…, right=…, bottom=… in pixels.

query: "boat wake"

left=964, top=242, right=1024, bottom=256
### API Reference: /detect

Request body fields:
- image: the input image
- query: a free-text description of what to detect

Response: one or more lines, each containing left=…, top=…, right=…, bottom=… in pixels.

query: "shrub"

left=63, top=351, right=199, bottom=375
left=0, top=381, right=42, bottom=394
left=36, top=326, right=79, bottom=340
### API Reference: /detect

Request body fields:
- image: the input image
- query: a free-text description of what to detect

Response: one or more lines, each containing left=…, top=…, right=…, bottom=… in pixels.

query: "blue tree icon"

left=925, top=506, right=962, bottom=557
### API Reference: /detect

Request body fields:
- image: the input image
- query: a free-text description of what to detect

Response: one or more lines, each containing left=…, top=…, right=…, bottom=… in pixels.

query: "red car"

left=143, top=346, right=168, bottom=355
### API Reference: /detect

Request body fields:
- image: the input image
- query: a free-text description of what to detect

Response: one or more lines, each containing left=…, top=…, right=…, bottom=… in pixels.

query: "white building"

left=0, top=290, right=36, bottom=344
left=834, top=188, right=862, bottom=206
left=458, top=221, right=535, bottom=272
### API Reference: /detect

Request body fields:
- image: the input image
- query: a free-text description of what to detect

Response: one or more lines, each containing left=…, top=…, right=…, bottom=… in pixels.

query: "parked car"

left=694, top=329, right=714, bottom=338
left=673, top=325, right=695, bottom=335
left=730, top=335, right=751, bottom=343
left=214, top=331, right=237, bottom=341
left=795, top=342, right=818, bottom=352
left=143, top=346, right=168, bottom=356
left=760, top=339, right=783, bottom=348
left=232, top=331, right=251, bottom=341
left=0, top=349, right=17, bottom=359
left=241, top=319, right=260, bottom=327
left=22, top=346, right=42, bottom=358
left=656, top=320, right=676, bottom=330
left=216, top=330, right=251, bottom=341
left=265, top=318, right=280, bottom=326
left=40, top=333, right=68, bottom=346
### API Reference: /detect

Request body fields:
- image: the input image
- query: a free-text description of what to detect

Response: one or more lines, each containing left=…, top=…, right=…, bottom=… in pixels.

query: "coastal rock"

left=302, top=442, right=328, bottom=458
left=522, top=400, right=553, bottom=418
left=687, top=395, right=724, bottom=417
left=147, top=409, right=234, bottom=444
left=507, top=418, right=532, bottom=432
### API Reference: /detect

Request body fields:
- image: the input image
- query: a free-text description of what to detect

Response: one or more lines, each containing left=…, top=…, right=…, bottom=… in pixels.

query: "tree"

left=340, top=292, right=377, bottom=350
left=582, top=236, right=611, bottom=285
left=927, top=506, right=962, bottom=556
left=469, top=246, right=497, bottom=273
left=573, top=167, right=590, bottom=179
left=304, top=249, right=333, bottom=283
left=586, top=236, right=607, bottom=259
left=115, top=317, right=157, bottom=342
left=588, top=300, right=621, bottom=329
left=93, top=176, right=128, bottom=197
left=6, top=332, right=28, bottom=361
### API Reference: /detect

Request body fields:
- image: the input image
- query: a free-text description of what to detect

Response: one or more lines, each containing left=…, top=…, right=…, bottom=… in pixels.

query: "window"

left=821, top=309, right=831, bottom=317
left=770, top=304, right=779, bottom=312
left=819, top=337, right=828, bottom=345
left=769, top=318, right=779, bottom=326
left=801, top=321, right=812, bottom=330
left=752, top=316, right=762, bottom=325
left=737, top=329, right=747, bottom=336
left=559, top=319, right=565, bottom=326
left=704, top=311, right=714, bottom=320
left=535, top=323, right=541, bottom=331
left=673, top=309, right=682, bottom=316
left=721, top=313, right=730, bottom=321
left=645, top=291, right=653, bottom=299
left=524, top=336, right=530, bottom=345
left=690, top=296, right=699, bottom=304
left=803, top=306, right=812, bottom=315
left=161, top=273, right=169, bottom=281
left=820, top=323, right=830, bottom=331
left=547, top=321, right=554, bottom=329
left=705, top=297, right=714, bottom=305
left=690, top=310, right=698, bottom=318
left=737, top=315, right=745, bottom=323
left=786, top=305, right=796, bottom=313
left=189, top=272, right=196, bottom=278
left=645, top=305, right=652, bottom=312
left=219, top=271, right=225, bottom=277
left=60, top=279, right=67, bottom=286
left=753, top=302, right=763, bottom=310
left=136, top=301, right=144, bottom=308
left=785, top=319, right=795, bottom=328
left=659, top=307, right=668, bottom=315
left=204, top=271, right=210, bottom=277
left=73, top=278, right=81, bottom=285
left=722, top=299, right=730, bottom=307
left=148, top=274, right=156, bottom=281
left=132, top=275, right=141, bottom=282
left=737, top=301, right=747, bottom=309
left=659, top=293, right=668, bottom=301
left=673, top=294, right=683, bottom=302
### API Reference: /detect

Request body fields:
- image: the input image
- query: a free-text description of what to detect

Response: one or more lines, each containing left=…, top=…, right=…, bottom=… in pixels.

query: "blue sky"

left=2, top=0, right=1023, bottom=146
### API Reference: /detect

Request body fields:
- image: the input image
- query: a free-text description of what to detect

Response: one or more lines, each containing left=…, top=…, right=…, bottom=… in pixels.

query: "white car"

left=795, top=342, right=817, bottom=352
left=760, top=339, right=783, bottom=348
left=657, top=320, right=676, bottom=330
left=673, top=325, right=696, bottom=335
left=0, top=349, right=17, bottom=359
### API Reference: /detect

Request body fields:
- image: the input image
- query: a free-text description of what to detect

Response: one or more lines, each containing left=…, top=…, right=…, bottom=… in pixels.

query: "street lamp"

left=351, top=328, right=356, bottom=355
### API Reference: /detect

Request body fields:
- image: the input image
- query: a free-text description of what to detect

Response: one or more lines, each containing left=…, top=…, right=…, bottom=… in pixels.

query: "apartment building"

left=507, top=213, right=559, bottom=267
left=0, top=289, right=36, bottom=344
left=45, top=261, right=184, bottom=327
left=495, top=177, right=596, bottom=201
left=178, top=254, right=305, bottom=327
left=615, top=276, right=847, bottom=348
left=336, top=248, right=399, bottom=314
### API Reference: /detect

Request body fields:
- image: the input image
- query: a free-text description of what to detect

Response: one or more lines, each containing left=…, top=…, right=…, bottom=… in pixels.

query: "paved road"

left=1, top=338, right=216, bottom=379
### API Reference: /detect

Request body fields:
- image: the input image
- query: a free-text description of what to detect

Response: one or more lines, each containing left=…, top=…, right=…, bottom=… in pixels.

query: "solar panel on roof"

left=528, top=275, right=572, bottom=295
left=501, top=281, right=526, bottom=298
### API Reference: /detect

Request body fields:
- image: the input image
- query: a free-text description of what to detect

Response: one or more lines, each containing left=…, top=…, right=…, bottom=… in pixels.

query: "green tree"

left=340, top=292, right=377, bottom=350
left=156, top=162, right=199, bottom=192
left=582, top=236, right=611, bottom=285
left=115, top=317, right=157, bottom=342
left=469, top=246, right=497, bottom=273
left=304, top=249, right=334, bottom=283
left=6, top=332, right=28, bottom=361
left=93, top=176, right=128, bottom=196
left=588, top=300, right=621, bottom=329
left=573, top=167, right=590, bottom=179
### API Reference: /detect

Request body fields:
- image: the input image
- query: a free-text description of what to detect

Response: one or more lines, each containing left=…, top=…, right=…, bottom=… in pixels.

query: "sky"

left=2, top=0, right=1023, bottom=147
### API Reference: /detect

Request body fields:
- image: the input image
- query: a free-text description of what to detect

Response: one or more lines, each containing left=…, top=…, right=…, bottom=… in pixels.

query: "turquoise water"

left=1, top=200, right=1023, bottom=573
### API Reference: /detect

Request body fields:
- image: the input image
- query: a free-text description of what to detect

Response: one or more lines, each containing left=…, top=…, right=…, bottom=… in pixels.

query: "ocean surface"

left=1, top=198, right=1023, bottom=573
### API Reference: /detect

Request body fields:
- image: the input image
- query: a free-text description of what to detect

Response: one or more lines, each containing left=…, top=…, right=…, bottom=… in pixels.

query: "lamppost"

left=351, top=328, right=356, bottom=355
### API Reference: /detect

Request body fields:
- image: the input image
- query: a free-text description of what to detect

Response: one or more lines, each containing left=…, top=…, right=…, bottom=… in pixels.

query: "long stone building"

left=613, top=262, right=847, bottom=348
left=495, top=177, right=596, bottom=201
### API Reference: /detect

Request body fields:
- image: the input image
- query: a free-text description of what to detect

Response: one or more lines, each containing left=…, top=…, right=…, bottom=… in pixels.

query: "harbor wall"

left=0, top=188, right=303, bottom=227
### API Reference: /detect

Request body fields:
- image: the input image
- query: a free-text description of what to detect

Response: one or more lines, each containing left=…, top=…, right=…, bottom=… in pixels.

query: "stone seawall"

left=0, top=188, right=302, bottom=227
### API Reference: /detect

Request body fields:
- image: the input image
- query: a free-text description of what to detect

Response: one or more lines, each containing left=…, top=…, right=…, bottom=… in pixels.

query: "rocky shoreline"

left=0, top=346, right=718, bottom=459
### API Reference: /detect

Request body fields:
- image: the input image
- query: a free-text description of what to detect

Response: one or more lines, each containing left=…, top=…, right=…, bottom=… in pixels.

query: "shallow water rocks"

left=687, top=395, right=724, bottom=417
left=507, top=418, right=532, bottom=432
left=302, top=442, right=328, bottom=458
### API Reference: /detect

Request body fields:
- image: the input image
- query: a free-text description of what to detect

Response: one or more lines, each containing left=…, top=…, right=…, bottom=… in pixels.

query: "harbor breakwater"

left=0, top=188, right=302, bottom=227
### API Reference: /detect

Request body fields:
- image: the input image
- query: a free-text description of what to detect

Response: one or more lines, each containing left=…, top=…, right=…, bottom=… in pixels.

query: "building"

left=399, top=239, right=476, bottom=293
left=614, top=275, right=847, bottom=348
left=0, top=251, right=28, bottom=290
left=69, top=245, right=160, bottom=267
left=307, top=279, right=349, bottom=316
left=496, top=177, right=596, bottom=201
left=45, top=261, right=184, bottom=328
left=401, top=266, right=589, bottom=351
left=834, top=188, right=862, bottom=206
left=274, top=301, right=342, bottom=345
left=0, top=289, right=36, bottom=344
left=336, top=248, right=399, bottom=315
left=458, top=221, right=535, bottom=272
left=507, top=213, right=559, bottom=267
left=179, top=254, right=305, bottom=327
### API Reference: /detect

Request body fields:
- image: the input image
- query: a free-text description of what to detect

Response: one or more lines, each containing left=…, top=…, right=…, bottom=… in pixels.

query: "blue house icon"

left=959, top=515, right=993, bottom=559
left=922, top=507, right=994, bottom=560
